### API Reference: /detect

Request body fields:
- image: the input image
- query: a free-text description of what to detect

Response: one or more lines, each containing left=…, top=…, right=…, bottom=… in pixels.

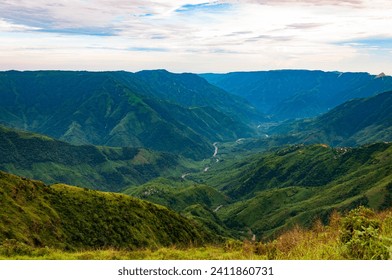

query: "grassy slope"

left=0, top=125, right=187, bottom=192
left=0, top=171, right=216, bottom=251
left=192, top=143, right=392, bottom=239
left=268, top=91, right=392, bottom=146
left=123, top=178, right=233, bottom=238
left=2, top=206, right=391, bottom=260
left=123, top=178, right=230, bottom=211
left=119, top=142, right=392, bottom=241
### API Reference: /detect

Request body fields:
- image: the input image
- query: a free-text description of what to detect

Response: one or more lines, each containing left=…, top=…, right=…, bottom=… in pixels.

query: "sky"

left=0, top=0, right=392, bottom=74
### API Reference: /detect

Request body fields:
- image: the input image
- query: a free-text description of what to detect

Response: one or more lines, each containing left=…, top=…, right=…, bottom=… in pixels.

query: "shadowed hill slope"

left=269, top=91, right=392, bottom=146
left=192, top=142, right=392, bottom=239
left=0, top=70, right=257, bottom=159
left=0, top=125, right=184, bottom=192
left=202, top=70, right=392, bottom=120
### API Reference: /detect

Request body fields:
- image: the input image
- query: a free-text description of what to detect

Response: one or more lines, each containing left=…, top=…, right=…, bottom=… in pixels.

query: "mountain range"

left=132, top=70, right=263, bottom=124
left=1, top=69, right=392, bottom=257
left=0, top=70, right=259, bottom=159
left=235, top=90, right=392, bottom=152
left=158, top=142, right=392, bottom=239
left=201, top=70, right=392, bottom=120
left=269, top=90, right=392, bottom=146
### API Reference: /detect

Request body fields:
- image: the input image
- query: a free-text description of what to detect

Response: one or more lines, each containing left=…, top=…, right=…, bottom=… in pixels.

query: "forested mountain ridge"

left=0, top=70, right=257, bottom=159
left=201, top=70, right=392, bottom=120
left=0, top=125, right=185, bottom=192
left=191, top=142, right=392, bottom=239
left=132, top=69, right=264, bottom=124
left=268, top=91, right=392, bottom=146
left=1, top=69, right=392, bottom=259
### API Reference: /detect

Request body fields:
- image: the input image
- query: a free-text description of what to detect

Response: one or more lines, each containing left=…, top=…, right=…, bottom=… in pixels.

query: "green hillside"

left=0, top=70, right=256, bottom=159
left=1, top=69, right=392, bottom=259
left=0, top=125, right=186, bottom=192
left=192, top=142, right=392, bottom=239
left=123, top=177, right=230, bottom=211
left=2, top=204, right=391, bottom=260
left=238, top=91, right=392, bottom=152
left=0, top=171, right=215, bottom=251
left=269, top=91, right=392, bottom=146
left=201, top=70, right=392, bottom=120
left=123, top=178, right=233, bottom=238
left=133, top=70, right=264, bottom=124
left=121, top=142, right=392, bottom=240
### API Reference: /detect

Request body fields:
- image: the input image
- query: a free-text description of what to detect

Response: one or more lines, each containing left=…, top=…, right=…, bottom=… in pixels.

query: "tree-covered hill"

left=0, top=171, right=216, bottom=251
left=0, top=70, right=257, bottom=159
left=269, top=91, right=392, bottom=146
left=192, top=142, right=392, bottom=239
left=0, top=125, right=186, bottom=192
left=133, top=69, right=264, bottom=124
left=202, top=70, right=392, bottom=120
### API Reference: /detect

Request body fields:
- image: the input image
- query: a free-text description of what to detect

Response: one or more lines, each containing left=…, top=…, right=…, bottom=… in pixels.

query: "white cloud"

left=229, top=0, right=363, bottom=6
left=0, top=0, right=391, bottom=74
left=0, top=19, right=39, bottom=32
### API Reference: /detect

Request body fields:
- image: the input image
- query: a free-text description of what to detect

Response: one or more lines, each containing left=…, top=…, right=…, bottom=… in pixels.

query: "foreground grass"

left=0, top=247, right=264, bottom=260
left=2, top=207, right=391, bottom=260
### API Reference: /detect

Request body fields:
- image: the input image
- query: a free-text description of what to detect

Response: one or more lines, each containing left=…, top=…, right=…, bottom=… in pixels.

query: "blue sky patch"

left=339, top=37, right=392, bottom=49
left=36, top=27, right=116, bottom=37
left=175, top=2, right=231, bottom=14
left=128, top=47, right=169, bottom=52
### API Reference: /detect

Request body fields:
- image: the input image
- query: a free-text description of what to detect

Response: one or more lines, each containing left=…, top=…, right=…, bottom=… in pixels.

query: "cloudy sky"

left=1, top=0, right=391, bottom=74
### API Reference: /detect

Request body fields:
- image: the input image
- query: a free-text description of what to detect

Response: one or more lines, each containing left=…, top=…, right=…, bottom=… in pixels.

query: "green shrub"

left=254, top=241, right=278, bottom=259
left=340, top=206, right=389, bottom=259
left=0, top=239, right=34, bottom=257
left=223, top=239, right=242, bottom=252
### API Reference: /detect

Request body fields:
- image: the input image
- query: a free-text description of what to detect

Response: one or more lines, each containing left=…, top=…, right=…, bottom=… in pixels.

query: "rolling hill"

left=123, top=178, right=233, bottom=238
left=269, top=91, right=392, bottom=146
left=192, top=142, right=392, bottom=239
left=0, top=171, right=216, bottom=250
left=123, top=177, right=230, bottom=212
left=0, top=125, right=187, bottom=192
left=1, top=68, right=392, bottom=258
left=201, top=70, right=392, bottom=120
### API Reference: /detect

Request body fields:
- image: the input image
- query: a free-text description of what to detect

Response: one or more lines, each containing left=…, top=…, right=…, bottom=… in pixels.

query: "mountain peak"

left=375, top=72, right=386, bottom=79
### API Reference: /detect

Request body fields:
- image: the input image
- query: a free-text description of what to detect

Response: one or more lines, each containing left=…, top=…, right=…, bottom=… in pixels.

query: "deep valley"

left=1, top=69, right=392, bottom=259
